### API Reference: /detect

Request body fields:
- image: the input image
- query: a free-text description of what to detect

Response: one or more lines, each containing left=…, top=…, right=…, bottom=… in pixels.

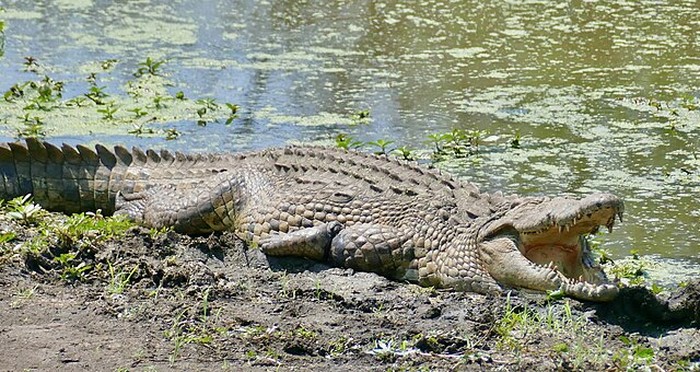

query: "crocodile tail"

left=0, top=138, right=142, bottom=214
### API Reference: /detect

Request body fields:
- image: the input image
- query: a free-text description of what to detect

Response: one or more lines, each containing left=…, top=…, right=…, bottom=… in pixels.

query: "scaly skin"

left=0, top=139, right=623, bottom=301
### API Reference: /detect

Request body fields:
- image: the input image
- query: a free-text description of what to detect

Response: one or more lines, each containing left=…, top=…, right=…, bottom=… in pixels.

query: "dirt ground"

left=1, top=215, right=699, bottom=371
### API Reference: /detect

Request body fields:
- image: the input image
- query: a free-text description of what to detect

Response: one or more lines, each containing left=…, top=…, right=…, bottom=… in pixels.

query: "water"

left=0, top=0, right=698, bottom=266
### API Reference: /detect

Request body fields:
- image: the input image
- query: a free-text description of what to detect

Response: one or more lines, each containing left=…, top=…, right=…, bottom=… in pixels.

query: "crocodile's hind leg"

left=113, top=173, right=247, bottom=234
left=260, top=223, right=416, bottom=279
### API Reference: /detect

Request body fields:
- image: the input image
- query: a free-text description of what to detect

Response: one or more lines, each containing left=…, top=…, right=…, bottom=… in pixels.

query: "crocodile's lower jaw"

left=525, top=242, right=584, bottom=280
left=519, top=220, right=610, bottom=286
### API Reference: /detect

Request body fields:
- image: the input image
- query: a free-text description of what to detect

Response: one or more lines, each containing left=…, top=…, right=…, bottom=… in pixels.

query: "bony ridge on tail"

left=0, top=138, right=623, bottom=301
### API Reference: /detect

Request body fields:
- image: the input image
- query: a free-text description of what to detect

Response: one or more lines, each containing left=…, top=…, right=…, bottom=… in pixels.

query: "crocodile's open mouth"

left=518, top=201, right=623, bottom=284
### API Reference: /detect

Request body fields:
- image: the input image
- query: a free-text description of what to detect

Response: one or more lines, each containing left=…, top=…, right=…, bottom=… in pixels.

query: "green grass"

left=106, top=261, right=138, bottom=295
left=3, top=194, right=46, bottom=223
left=0, top=195, right=136, bottom=282
left=164, top=289, right=227, bottom=363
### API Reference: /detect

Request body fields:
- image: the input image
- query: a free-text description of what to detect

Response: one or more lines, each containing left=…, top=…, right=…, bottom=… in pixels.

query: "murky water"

left=0, top=1, right=698, bottom=266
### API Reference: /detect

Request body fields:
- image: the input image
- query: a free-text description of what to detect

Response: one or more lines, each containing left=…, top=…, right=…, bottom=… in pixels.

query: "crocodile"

left=0, top=138, right=623, bottom=301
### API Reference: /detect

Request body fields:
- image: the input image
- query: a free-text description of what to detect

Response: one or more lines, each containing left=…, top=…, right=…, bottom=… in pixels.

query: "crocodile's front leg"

left=260, top=222, right=343, bottom=261
left=480, top=237, right=618, bottom=301
left=261, top=223, right=416, bottom=279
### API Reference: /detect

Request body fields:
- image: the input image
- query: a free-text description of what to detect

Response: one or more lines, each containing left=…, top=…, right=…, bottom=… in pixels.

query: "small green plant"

left=650, top=283, right=664, bottom=295
left=10, top=285, right=38, bottom=308
left=553, top=342, right=569, bottom=352
left=200, top=288, right=211, bottom=321
left=164, top=128, right=180, bottom=140
left=53, top=252, right=92, bottom=281
left=350, top=109, right=371, bottom=124
left=128, top=123, right=155, bottom=137
left=224, top=103, right=239, bottom=125
left=196, top=98, right=219, bottom=111
left=65, top=96, right=87, bottom=107
left=314, top=279, right=323, bottom=300
left=594, top=248, right=614, bottom=266
left=495, top=294, right=588, bottom=353
left=195, top=99, right=218, bottom=126
left=53, top=211, right=134, bottom=253
left=510, top=131, right=521, bottom=149
left=393, top=146, right=414, bottom=160
left=151, top=95, right=169, bottom=109
left=648, top=99, right=663, bottom=111
left=16, top=114, right=47, bottom=138
left=612, top=335, right=655, bottom=370
left=608, top=251, right=650, bottom=286
left=240, top=324, right=269, bottom=339
left=148, top=226, right=171, bottom=239
left=294, top=325, right=317, bottom=340
left=367, top=139, right=394, bottom=155
left=427, top=133, right=445, bottom=154
left=23, top=97, right=52, bottom=111
left=0, top=231, right=16, bottom=244
left=86, top=72, right=97, bottom=85
left=106, top=262, right=138, bottom=295
left=164, top=293, right=226, bottom=363
left=127, top=107, right=148, bottom=118
left=278, top=272, right=297, bottom=299
left=244, top=349, right=257, bottom=361
left=328, top=336, right=350, bottom=357
left=495, top=295, right=530, bottom=350
left=23, top=56, right=39, bottom=72
left=196, top=114, right=207, bottom=126
left=174, top=91, right=186, bottom=100
left=165, top=311, right=190, bottom=362
left=335, top=134, right=363, bottom=150
left=60, top=211, right=133, bottom=243
left=21, top=77, right=63, bottom=109
left=4, top=82, right=29, bottom=102
left=100, top=58, right=118, bottom=70
left=134, top=57, right=165, bottom=77
left=14, top=285, right=38, bottom=300
left=85, top=85, right=108, bottom=105
left=97, top=101, right=119, bottom=120
left=5, top=194, right=44, bottom=223
left=427, top=128, right=487, bottom=160
left=19, top=234, right=51, bottom=256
